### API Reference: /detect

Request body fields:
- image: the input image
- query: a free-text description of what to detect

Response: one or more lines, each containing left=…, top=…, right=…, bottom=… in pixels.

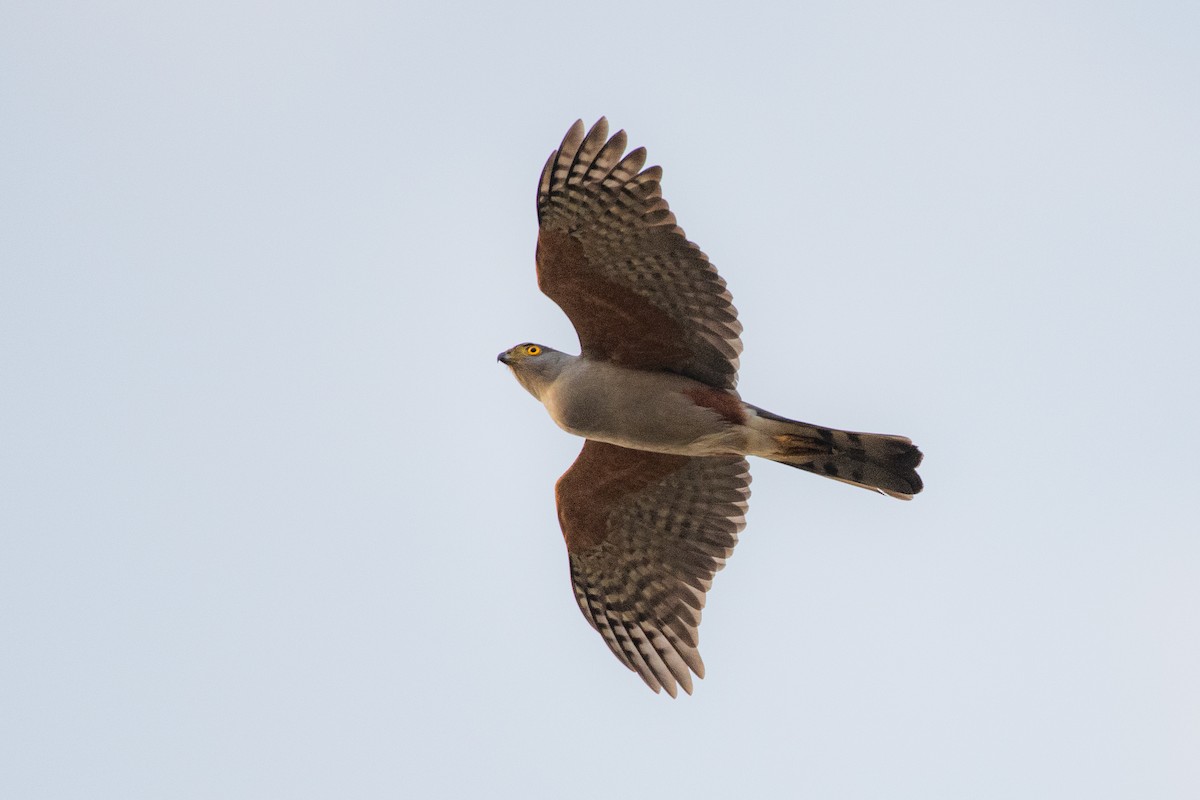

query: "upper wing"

left=555, top=440, right=751, bottom=696
left=536, top=118, right=743, bottom=390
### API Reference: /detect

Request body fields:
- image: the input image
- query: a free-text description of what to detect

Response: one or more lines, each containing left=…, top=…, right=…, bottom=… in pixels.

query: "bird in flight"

left=499, top=119, right=923, bottom=696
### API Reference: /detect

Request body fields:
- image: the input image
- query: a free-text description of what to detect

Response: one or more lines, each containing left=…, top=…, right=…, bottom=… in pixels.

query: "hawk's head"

left=497, top=343, right=571, bottom=401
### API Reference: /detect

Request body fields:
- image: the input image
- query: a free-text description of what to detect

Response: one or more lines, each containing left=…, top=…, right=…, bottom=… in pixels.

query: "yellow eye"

left=524, top=345, right=541, bottom=356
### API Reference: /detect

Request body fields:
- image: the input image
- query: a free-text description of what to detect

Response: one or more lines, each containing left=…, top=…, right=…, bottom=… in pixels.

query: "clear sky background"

left=3, top=2, right=1198, bottom=798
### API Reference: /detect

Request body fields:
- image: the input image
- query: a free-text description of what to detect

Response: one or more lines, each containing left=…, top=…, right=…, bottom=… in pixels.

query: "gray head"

left=497, top=342, right=574, bottom=400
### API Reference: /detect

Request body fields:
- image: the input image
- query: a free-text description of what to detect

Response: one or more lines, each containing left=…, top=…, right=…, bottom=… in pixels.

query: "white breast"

left=542, top=359, right=749, bottom=456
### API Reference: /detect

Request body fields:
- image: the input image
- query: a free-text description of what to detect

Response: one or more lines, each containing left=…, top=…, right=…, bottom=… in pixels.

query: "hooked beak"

left=497, top=351, right=511, bottom=365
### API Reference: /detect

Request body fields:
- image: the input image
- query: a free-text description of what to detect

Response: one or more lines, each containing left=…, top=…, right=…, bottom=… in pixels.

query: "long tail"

left=748, top=405, right=924, bottom=500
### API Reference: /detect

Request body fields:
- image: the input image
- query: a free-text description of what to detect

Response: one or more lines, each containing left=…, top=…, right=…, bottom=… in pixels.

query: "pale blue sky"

left=2, top=1, right=1198, bottom=798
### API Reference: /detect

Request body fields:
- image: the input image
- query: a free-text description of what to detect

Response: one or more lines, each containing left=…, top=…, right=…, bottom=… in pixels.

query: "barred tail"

left=748, top=406, right=924, bottom=500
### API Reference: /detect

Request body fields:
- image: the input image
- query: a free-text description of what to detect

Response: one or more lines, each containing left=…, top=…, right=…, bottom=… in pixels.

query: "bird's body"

left=506, top=349, right=749, bottom=456
left=499, top=119, right=923, bottom=696
left=501, top=344, right=922, bottom=497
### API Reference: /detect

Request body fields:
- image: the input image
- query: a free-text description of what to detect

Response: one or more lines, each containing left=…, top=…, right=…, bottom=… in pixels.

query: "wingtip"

left=559, top=119, right=586, bottom=154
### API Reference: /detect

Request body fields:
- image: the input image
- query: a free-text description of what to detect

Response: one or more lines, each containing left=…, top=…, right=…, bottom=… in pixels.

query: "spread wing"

left=555, top=440, right=751, bottom=696
left=536, top=118, right=743, bottom=390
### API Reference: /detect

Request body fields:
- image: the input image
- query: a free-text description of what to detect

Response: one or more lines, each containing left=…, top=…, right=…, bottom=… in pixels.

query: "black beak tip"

left=497, top=352, right=508, bottom=364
